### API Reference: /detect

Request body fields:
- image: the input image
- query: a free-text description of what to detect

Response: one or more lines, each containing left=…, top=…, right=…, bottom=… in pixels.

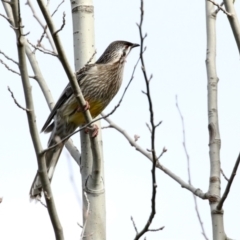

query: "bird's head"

left=96, top=41, right=139, bottom=64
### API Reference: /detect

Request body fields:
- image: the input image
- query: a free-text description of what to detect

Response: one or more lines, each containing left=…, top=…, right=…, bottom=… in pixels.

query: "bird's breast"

left=59, top=62, right=125, bottom=127
left=62, top=98, right=105, bottom=126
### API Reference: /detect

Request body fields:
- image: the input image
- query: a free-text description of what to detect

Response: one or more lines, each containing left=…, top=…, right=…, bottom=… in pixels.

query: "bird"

left=30, top=40, right=139, bottom=198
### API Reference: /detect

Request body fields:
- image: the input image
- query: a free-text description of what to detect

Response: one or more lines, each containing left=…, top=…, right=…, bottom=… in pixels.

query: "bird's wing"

left=41, top=64, right=94, bottom=133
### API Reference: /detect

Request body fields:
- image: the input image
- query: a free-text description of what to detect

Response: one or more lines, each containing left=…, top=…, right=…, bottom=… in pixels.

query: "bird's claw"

left=77, top=101, right=90, bottom=112
left=84, top=124, right=99, bottom=137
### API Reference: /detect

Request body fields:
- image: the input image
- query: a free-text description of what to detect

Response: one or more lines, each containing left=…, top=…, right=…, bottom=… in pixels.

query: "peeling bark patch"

left=210, top=176, right=220, bottom=183
left=208, top=195, right=219, bottom=203
left=72, top=5, right=94, bottom=14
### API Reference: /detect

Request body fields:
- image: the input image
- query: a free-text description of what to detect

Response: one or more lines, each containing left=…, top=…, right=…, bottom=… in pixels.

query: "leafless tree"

left=1, top=1, right=240, bottom=240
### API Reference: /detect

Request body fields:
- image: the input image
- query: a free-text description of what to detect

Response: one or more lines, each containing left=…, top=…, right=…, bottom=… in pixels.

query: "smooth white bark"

left=205, top=2, right=225, bottom=240
left=70, top=1, right=106, bottom=239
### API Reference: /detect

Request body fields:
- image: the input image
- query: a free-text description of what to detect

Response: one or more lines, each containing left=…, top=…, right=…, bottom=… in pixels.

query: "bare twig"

left=0, top=58, right=20, bottom=75
left=22, top=31, right=30, bottom=36
left=0, top=12, right=11, bottom=23
left=54, top=11, right=65, bottom=35
left=146, top=122, right=152, bottom=133
left=208, top=0, right=231, bottom=16
left=36, top=42, right=51, bottom=51
left=7, top=86, right=30, bottom=111
left=51, top=0, right=64, bottom=17
left=25, top=0, right=44, bottom=26
left=0, top=58, right=35, bottom=79
left=146, top=148, right=153, bottom=153
left=220, top=168, right=229, bottom=181
left=77, top=222, right=83, bottom=228
left=25, top=0, right=57, bottom=52
left=84, top=50, right=97, bottom=66
left=27, top=39, right=58, bottom=57
left=217, top=153, right=240, bottom=210
left=133, top=1, right=162, bottom=238
left=9, top=24, right=18, bottom=30
left=148, top=226, right=165, bottom=232
left=157, top=147, right=167, bottom=160
left=155, top=120, right=162, bottom=128
left=131, top=216, right=138, bottom=234
left=37, top=198, right=47, bottom=208
left=224, top=0, right=240, bottom=54
left=101, top=125, right=112, bottom=130
left=35, top=1, right=64, bottom=52
left=103, top=114, right=208, bottom=199
left=0, top=50, right=19, bottom=65
left=176, top=96, right=209, bottom=240
left=36, top=25, right=48, bottom=53
left=214, top=1, right=224, bottom=15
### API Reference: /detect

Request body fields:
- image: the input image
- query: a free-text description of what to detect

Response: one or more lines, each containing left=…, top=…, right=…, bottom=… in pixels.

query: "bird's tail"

left=29, top=120, right=75, bottom=198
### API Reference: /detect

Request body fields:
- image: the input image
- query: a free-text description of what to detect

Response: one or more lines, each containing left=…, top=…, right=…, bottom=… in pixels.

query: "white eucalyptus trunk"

left=70, top=1, right=106, bottom=239
left=205, top=2, right=225, bottom=240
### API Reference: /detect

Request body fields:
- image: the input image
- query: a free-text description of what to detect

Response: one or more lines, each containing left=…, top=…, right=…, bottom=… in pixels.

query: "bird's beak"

left=131, top=43, right=140, bottom=49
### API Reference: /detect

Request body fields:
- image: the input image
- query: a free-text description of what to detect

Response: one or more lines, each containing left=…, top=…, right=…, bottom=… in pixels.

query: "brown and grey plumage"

left=30, top=40, right=139, bottom=198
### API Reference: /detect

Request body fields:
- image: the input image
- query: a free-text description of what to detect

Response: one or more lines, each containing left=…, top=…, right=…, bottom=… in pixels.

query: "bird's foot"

left=77, top=101, right=90, bottom=112
left=84, top=124, right=99, bottom=137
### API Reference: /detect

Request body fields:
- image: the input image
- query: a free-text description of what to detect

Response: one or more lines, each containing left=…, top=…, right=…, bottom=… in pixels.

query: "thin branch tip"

left=7, top=86, right=30, bottom=111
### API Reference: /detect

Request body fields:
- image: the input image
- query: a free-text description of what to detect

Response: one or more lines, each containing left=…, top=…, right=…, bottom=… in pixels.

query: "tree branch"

left=25, top=0, right=57, bottom=53
left=224, top=0, right=240, bottom=54
left=0, top=12, right=11, bottom=23
left=217, top=153, right=240, bottom=210
left=207, top=0, right=231, bottom=16
left=214, top=2, right=224, bottom=15
left=176, top=96, right=209, bottom=240
left=7, top=86, right=30, bottom=111
left=10, top=0, right=63, bottom=239
left=220, top=168, right=229, bottom=181
left=0, top=49, right=19, bottom=64
left=2, top=0, right=81, bottom=166
left=27, top=39, right=58, bottom=56
left=131, top=216, right=139, bottom=234
left=0, top=58, right=35, bottom=79
left=103, top=114, right=208, bottom=200
left=51, top=0, right=65, bottom=17
left=53, top=11, right=65, bottom=36
left=205, top=1, right=225, bottom=239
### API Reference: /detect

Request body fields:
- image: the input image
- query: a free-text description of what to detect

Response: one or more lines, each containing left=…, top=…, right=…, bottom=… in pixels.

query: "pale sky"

left=1, top=1, right=240, bottom=240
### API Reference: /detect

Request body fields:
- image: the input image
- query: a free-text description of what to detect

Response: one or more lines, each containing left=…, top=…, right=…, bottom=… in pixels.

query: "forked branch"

left=217, top=153, right=240, bottom=210
left=133, top=0, right=164, bottom=238
left=10, top=0, right=63, bottom=239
